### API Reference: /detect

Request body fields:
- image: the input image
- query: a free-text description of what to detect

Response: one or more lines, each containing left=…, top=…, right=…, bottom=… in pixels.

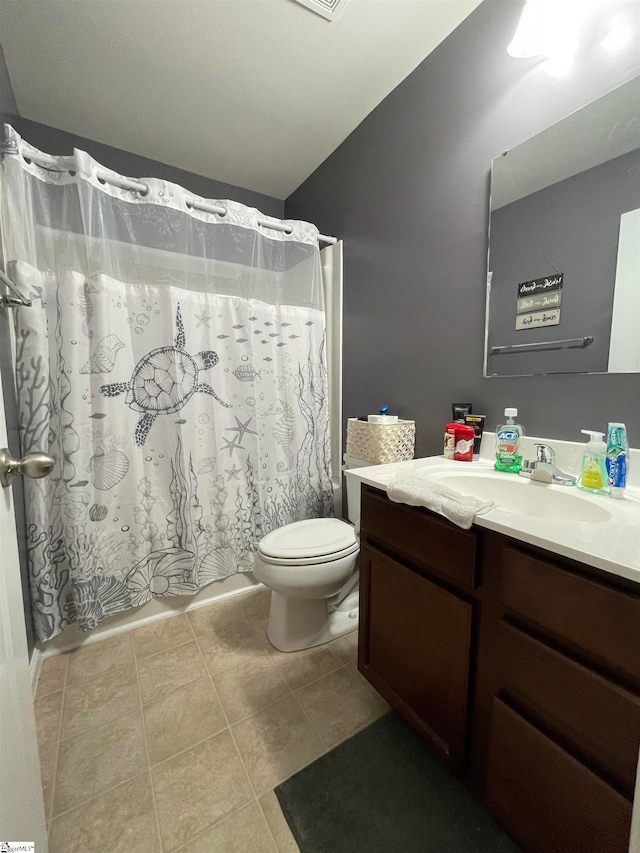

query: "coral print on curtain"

left=1, top=124, right=333, bottom=642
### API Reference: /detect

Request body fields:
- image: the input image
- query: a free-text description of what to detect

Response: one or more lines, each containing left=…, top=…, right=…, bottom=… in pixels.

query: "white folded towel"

left=386, top=476, right=495, bottom=530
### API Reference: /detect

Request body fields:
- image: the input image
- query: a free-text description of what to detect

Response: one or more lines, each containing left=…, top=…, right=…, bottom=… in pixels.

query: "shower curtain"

left=1, top=125, right=333, bottom=642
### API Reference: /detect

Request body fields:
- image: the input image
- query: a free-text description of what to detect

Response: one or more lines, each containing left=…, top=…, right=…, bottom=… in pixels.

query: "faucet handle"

left=534, top=443, right=555, bottom=464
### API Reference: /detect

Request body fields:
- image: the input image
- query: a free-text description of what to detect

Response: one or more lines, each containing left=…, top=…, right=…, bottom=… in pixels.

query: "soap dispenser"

left=577, top=430, right=610, bottom=496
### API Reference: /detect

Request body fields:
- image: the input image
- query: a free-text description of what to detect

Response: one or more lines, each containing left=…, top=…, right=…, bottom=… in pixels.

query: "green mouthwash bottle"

left=495, top=408, right=524, bottom=474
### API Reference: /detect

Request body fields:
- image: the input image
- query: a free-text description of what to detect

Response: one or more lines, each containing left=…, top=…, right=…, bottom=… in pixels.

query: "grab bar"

left=489, top=336, right=593, bottom=354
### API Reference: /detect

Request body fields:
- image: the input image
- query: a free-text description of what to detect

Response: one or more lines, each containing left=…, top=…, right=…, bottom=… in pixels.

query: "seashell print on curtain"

left=2, top=125, right=333, bottom=642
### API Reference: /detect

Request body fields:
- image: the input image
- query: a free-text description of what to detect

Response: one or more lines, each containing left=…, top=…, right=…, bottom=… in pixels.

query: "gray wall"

left=0, top=43, right=17, bottom=119
left=8, top=116, right=284, bottom=218
left=488, top=148, right=640, bottom=376
left=286, top=0, right=640, bottom=456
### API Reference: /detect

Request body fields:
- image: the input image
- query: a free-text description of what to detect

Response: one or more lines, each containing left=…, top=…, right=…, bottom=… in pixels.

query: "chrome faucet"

left=518, top=443, right=577, bottom=486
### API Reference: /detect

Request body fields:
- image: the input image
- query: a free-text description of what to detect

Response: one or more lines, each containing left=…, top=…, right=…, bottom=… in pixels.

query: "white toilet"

left=253, top=455, right=368, bottom=652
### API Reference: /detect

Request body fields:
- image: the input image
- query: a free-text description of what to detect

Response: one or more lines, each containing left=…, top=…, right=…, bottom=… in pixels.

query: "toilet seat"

left=258, top=518, right=358, bottom=565
left=258, top=540, right=359, bottom=567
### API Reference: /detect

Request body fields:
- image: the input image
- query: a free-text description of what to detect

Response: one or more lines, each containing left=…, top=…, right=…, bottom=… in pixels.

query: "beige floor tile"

left=247, top=613, right=275, bottom=652
left=43, top=782, right=54, bottom=828
left=178, top=801, right=277, bottom=853
left=66, top=634, right=135, bottom=687
left=259, top=791, right=300, bottom=853
left=144, top=678, right=227, bottom=766
left=34, top=689, right=63, bottom=791
left=187, top=596, right=247, bottom=638
left=236, top=586, right=272, bottom=620
left=232, top=695, right=325, bottom=796
left=38, top=731, right=60, bottom=795
left=34, top=688, right=64, bottom=751
left=152, top=729, right=253, bottom=852
left=198, top=613, right=267, bottom=675
left=60, top=665, right=139, bottom=741
left=137, top=640, right=207, bottom=704
left=187, top=588, right=269, bottom=639
left=133, top=613, right=194, bottom=659
left=49, top=772, right=159, bottom=853
left=269, top=644, right=342, bottom=692
left=53, top=709, right=147, bottom=815
left=346, top=661, right=391, bottom=708
left=329, top=628, right=359, bottom=664
left=36, top=653, right=69, bottom=697
left=295, top=667, right=387, bottom=748
left=213, top=656, right=289, bottom=724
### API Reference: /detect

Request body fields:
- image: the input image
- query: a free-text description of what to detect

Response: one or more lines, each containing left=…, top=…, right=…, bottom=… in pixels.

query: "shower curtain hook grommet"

left=136, top=181, right=151, bottom=199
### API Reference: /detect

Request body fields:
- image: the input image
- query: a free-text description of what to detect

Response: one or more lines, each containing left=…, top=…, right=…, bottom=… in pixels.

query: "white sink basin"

left=416, top=467, right=613, bottom=524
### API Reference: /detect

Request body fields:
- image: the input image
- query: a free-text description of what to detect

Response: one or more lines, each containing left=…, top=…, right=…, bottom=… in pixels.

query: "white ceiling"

left=0, top=0, right=480, bottom=199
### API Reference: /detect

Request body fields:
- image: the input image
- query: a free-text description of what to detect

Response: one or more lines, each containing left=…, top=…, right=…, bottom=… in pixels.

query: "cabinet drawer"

left=360, top=485, right=478, bottom=588
left=486, top=697, right=632, bottom=853
left=500, top=547, right=640, bottom=681
left=498, top=621, right=640, bottom=794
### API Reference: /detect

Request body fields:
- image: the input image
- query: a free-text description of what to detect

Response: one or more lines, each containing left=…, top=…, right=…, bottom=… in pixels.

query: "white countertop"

left=344, top=434, right=640, bottom=586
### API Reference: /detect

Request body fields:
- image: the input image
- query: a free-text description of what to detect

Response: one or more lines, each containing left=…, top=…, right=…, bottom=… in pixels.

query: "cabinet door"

left=359, top=543, right=473, bottom=771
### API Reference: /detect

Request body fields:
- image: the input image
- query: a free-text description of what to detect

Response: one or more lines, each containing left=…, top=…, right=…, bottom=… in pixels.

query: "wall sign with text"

left=517, top=291, right=562, bottom=313
left=515, top=309, right=561, bottom=330
left=515, top=274, right=563, bottom=330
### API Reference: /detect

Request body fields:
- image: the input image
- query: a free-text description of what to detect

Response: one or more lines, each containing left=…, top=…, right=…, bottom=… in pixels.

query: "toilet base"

left=266, top=589, right=359, bottom=652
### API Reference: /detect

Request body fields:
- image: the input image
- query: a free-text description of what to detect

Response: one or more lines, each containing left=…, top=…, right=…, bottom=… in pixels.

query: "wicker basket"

left=346, top=418, right=415, bottom=464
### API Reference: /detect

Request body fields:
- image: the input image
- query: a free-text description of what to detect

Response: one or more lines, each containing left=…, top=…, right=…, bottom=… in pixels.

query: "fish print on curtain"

left=14, top=264, right=333, bottom=641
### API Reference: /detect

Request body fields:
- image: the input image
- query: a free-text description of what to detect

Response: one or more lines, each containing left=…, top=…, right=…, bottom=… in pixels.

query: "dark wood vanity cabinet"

left=359, top=543, right=473, bottom=771
left=358, top=484, right=640, bottom=853
left=358, top=485, right=478, bottom=772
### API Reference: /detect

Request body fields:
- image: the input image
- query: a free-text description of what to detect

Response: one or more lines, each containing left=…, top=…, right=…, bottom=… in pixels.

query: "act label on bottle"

left=496, top=428, right=518, bottom=459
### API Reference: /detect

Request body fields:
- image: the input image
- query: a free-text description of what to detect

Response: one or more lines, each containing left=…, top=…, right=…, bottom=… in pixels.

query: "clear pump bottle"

left=577, top=430, right=610, bottom=496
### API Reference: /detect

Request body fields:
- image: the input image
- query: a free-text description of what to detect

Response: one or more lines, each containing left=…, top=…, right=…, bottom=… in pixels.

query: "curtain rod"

left=182, top=192, right=337, bottom=245
left=97, top=169, right=338, bottom=244
left=21, top=155, right=337, bottom=245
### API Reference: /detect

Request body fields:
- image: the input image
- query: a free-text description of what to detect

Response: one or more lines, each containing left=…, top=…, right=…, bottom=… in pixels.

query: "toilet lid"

left=258, top=518, right=357, bottom=561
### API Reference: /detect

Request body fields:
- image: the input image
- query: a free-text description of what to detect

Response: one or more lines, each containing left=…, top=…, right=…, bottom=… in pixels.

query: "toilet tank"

left=342, top=454, right=378, bottom=525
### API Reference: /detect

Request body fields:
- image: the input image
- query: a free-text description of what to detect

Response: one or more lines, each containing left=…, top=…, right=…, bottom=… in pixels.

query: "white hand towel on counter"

left=386, top=477, right=495, bottom=530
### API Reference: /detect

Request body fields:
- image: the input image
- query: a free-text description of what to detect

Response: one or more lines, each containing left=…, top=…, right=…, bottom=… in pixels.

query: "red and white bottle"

left=454, top=424, right=475, bottom=462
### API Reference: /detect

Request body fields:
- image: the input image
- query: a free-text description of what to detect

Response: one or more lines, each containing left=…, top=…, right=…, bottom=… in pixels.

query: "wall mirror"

left=484, top=76, right=640, bottom=378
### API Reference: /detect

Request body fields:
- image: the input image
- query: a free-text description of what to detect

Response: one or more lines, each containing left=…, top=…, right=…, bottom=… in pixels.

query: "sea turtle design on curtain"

left=100, top=304, right=231, bottom=445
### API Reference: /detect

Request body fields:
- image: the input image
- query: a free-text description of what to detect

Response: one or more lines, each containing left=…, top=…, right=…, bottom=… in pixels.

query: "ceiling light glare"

left=507, top=0, right=551, bottom=58
left=544, top=53, right=576, bottom=77
left=508, top=0, right=602, bottom=59
left=602, top=19, right=633, bottom=53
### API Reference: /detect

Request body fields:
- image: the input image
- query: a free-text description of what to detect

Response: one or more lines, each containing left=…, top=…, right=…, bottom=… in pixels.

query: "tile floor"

left=34, top=587, right=389, bottom=852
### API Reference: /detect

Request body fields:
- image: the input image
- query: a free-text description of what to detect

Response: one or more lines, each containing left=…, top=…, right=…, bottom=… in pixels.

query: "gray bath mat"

left=275, top=712, right=521, bottom=853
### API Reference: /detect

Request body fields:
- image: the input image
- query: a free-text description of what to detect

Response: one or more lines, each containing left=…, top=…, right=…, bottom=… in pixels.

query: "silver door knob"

left=0, top=447, right=54, bottom=488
